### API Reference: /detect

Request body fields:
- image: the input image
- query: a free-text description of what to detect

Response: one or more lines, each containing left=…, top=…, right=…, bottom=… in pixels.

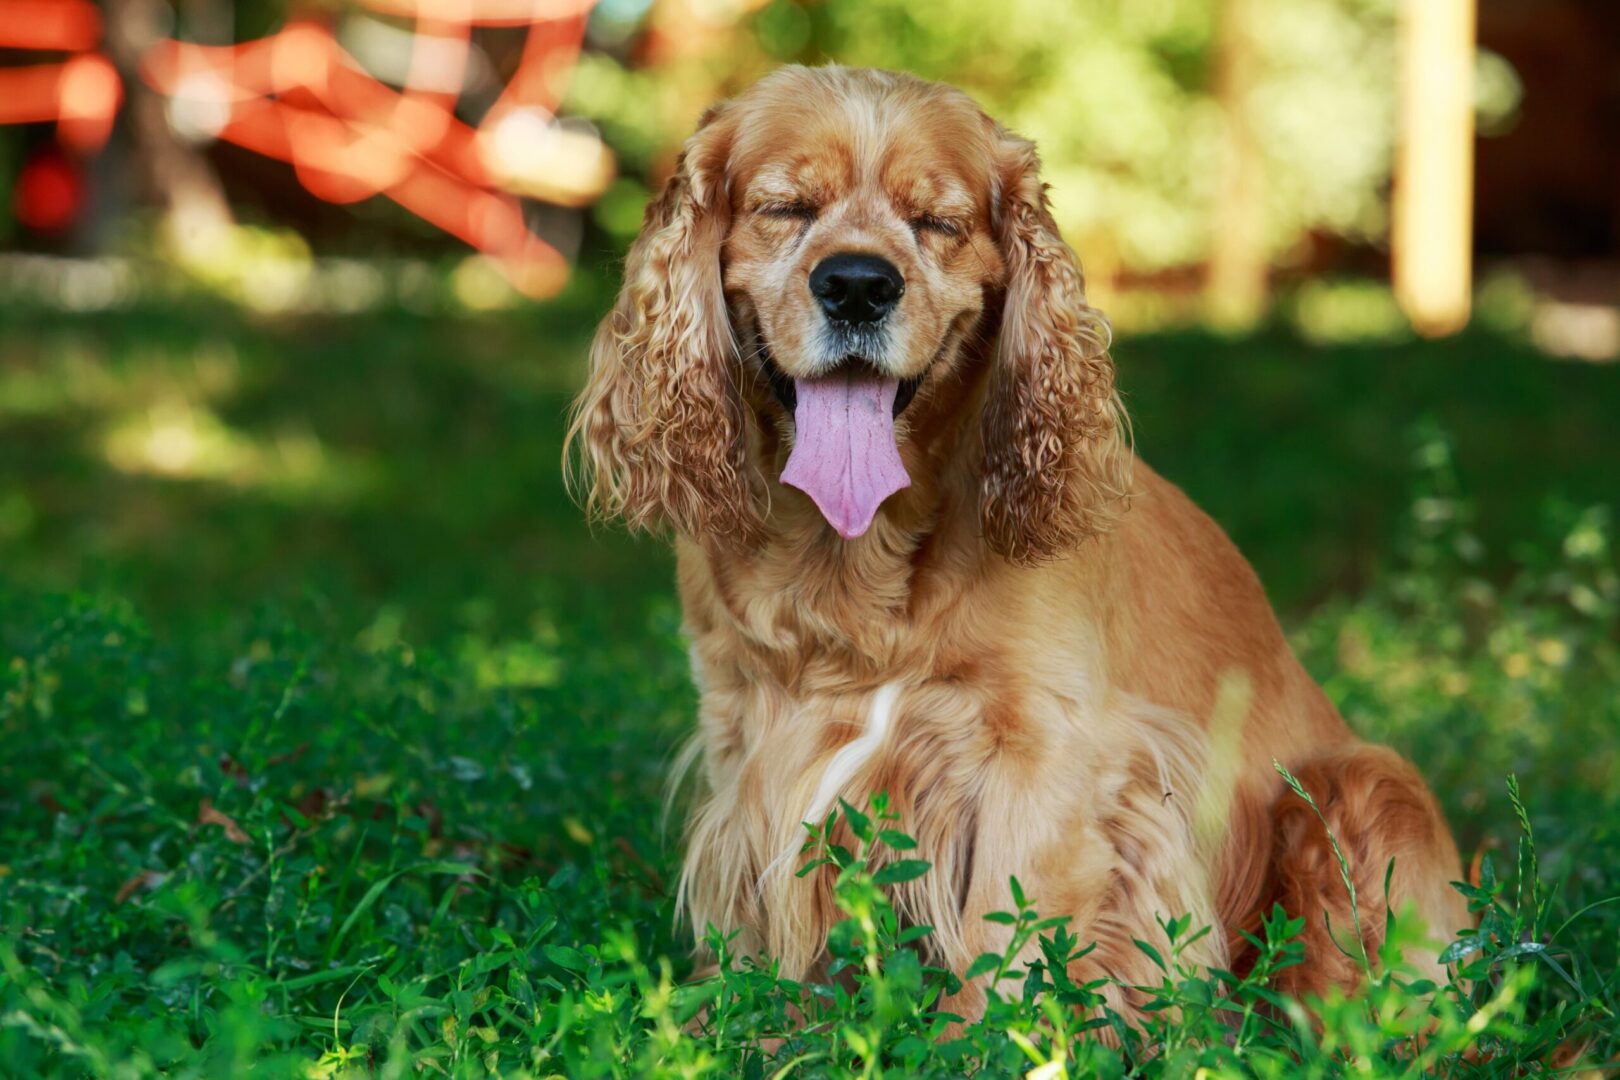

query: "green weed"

left=1, top=300, right=1616, bottom=1075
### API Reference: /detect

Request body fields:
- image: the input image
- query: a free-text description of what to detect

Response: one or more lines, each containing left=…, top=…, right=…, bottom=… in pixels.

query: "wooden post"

left=1207, top=0, right=1267, bottom=328
left=1393, top=0, right=1476, bottom=337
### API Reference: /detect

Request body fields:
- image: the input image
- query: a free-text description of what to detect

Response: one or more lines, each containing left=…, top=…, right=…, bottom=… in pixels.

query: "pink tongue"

left=780, top=372, right=910, bottom=539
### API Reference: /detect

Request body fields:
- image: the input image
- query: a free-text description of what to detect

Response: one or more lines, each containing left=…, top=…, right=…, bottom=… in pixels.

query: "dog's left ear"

left=981, top=129, right=1132, bottom=565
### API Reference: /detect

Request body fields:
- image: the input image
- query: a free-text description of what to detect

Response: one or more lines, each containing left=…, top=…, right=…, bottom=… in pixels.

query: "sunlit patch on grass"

left=460, top=636, right=563, bottom=690
left=102, top=399, right=255, bottom=479
left=1290, top=278, right=1413, bottom=345
left=0, top=337, right=243, bottom=419
left=0, top=252, right=453, bottom=317
left=100, top=399, right=375, bottom=503
left=457, top=611, right=565, bottom=691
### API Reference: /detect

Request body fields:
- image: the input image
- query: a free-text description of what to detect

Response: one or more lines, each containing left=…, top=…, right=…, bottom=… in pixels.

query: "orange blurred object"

left=56, top=53, right=123, bottom=150
left=0, top=64, right=72, bottom=125
left=139, top=2, right=601, bottom=295
left=0, top=0, right=120, bottom=154
left=362, top=0, right=594, bottom=25
left=0, top=56, right=121, bottom=151
left=0, top=0, right=103, bottom=52
left=1, top=0, right=603, bottom=296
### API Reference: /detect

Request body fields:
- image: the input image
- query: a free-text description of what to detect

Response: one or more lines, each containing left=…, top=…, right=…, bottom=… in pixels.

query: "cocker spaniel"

left=568, top=65, right=1467, bottom=1018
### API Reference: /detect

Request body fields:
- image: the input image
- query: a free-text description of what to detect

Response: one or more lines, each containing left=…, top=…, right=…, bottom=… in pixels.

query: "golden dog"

left=568, top=65, right=1467, bottom=1018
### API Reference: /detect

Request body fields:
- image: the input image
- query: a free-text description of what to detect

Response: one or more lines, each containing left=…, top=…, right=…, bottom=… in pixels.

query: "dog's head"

left=568, top=65, right=1129, bottom=563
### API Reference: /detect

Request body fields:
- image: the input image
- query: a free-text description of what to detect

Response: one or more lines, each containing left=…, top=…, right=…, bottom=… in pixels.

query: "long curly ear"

left=565, top=108, right=760, bottom=544
left=981, top=131, right=1132, bottom=565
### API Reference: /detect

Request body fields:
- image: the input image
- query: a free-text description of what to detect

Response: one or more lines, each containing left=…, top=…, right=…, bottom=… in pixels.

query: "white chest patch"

left=756, top=679, right=904, bottom=888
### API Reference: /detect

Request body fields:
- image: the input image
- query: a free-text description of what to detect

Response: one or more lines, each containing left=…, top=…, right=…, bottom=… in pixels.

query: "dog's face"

left=721, top=72, right=1002, bottom=403
left=569, top=66, right=1129, bottom=563
left=718, top=72, right=1007, bottom=536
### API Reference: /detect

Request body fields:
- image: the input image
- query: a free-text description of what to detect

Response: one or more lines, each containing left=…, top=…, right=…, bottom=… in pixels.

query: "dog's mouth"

left=762, top=354, right=924, bottom=419
left=756, top=350, right=925, bottom=540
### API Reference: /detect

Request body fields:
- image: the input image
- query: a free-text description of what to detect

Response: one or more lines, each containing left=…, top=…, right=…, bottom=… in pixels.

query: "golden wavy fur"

left=566, top=65, right=1468, bottom=1019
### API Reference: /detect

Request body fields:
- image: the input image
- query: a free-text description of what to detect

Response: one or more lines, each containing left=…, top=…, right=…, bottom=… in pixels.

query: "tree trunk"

left=1207, top=0, right=1268, bottom=328
left=102, top=0, right=234, bottom=264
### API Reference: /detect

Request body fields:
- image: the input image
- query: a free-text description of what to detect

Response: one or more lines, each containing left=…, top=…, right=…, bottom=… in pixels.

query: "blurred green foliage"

left=0, top=0, right=1522, bottom=297
left=567, top=0, right=1520, bottom=275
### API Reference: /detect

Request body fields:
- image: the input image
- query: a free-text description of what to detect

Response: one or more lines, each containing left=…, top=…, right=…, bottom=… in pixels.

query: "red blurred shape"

left=0, top=0, right=103, bottom=51
left=361, top=0, right=594, bottom=28
left=15, top=149, right=85, bottom=232
left=141, top=4, right=598, bottom=295
left=0, top=64, right=70, bottom=124
left=0, top=57, right=122, bottom=150
left=0, top=0, right=600, bottom=295
left=0, top=0, right=121, bottom=152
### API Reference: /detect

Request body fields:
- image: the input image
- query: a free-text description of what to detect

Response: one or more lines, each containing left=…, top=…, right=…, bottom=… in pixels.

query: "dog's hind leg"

left=1264, top=744, right=1471, bottom=998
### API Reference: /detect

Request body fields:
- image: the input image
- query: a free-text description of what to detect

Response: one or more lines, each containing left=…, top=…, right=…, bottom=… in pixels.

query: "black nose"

left=809, top=253, right=904, bottom=324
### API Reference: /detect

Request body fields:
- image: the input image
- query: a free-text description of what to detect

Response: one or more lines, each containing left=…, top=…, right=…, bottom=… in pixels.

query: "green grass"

left=1, top=289, right=1617, bottom=1076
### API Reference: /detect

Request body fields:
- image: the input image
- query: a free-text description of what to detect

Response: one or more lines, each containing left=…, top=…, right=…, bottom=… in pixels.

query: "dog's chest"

left=680, top=612, right=1223, bottom=979
left=693, top=650, right=1096, bottom=872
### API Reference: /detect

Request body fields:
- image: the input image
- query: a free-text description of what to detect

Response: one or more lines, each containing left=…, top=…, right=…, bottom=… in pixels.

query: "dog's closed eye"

left=910, top=214, right=964, bottom=238
left=758, top=201, right=819, bottom=221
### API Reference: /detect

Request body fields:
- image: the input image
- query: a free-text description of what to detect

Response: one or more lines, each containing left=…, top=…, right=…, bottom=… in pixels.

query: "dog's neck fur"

left=670, top=469, right=1169, bottom=993
left=689, top=341, right=1012, bottom=680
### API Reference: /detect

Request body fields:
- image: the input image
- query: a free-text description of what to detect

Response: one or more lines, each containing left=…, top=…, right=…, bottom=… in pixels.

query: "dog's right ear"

left=565, top=106, right=761, bottom=544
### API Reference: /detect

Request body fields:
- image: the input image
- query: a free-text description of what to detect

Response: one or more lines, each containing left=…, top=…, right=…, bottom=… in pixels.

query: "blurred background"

left=5, top=0, right=1620, bottom=324
left=3, top=0, right=1618, bottom=629
left=3, top=6, right=1620, bottom=1068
